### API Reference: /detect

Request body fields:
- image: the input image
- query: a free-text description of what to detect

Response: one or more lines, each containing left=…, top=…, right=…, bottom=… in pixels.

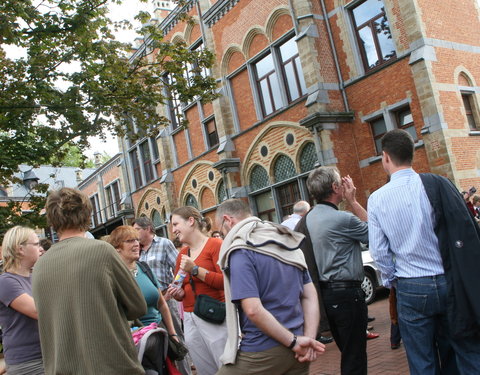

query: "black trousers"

left=322, top=287, right=368, bottom=375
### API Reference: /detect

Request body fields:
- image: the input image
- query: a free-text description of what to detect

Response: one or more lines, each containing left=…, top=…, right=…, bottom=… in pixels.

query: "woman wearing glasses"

left=167, top=206, right=227, bottom=375
left=0, top=226, right=44, bottom=375
left=109, top=225, right=177, bottom=333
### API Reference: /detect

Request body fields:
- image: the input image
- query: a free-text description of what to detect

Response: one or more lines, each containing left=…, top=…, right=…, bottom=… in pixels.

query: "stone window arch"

left=151, top=209, right=163, bottom=228
left=217, top=179, right=227, bottom=203
left=250, top=165, right=270, bottom=192
left=185, top=193, right=199, bottom=209
left=299, top=142, right=317, bottom=173
left=273, top=154, right=296, bottom=183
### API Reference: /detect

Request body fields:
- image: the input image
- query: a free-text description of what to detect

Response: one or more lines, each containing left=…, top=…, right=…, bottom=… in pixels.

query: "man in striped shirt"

left=367, top=129, right=479, bottom=375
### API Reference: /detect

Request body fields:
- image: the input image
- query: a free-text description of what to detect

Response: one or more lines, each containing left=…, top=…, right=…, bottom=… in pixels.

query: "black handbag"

left=167, top=334, right=189, bottom=361
left=188, top=250, right=226, bottom=324
left=193, top=293, right=226, bottom=324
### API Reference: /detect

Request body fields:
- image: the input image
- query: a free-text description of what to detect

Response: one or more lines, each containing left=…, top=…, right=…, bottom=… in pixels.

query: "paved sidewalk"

left=309, top=290, right=410, bottom=375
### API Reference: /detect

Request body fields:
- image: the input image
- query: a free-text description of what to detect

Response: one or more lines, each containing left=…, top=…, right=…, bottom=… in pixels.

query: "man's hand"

left=342, top=175, right=357, bottom=204
left=293, top=336, right=326, bottom=362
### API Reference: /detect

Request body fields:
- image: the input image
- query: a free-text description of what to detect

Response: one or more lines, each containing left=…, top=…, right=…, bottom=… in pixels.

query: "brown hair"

left=46, top=188, right=92, bottom=233
left=133, top=217, right=155, bottom=233
left=2, top=226, right=36, bottom=272
left=109, top=226, right=139, bottom=249
left=39, top=238, right=52, bottom=251
left=171, top=206, right=212, bottom=233
left=381, top=129, right=414, bottom=166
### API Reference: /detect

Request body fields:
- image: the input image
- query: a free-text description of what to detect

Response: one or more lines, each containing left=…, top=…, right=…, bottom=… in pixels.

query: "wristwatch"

left=191, top=265, right=199, bottom=276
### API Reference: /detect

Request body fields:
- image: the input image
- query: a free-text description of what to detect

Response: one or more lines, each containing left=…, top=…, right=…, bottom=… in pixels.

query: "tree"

left=0, top=182, right=49, bottom=241
left=0, top=0, right=217, bottom=185
left=51, top=144, right=114, bottom=168
left=0, top=0, right=216, bottom=235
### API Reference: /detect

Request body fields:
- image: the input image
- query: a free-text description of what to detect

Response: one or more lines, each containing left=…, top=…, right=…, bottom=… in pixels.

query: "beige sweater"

left=218, top=216, right=307, bottom=365
left=32, top=237, right=147, bottom=375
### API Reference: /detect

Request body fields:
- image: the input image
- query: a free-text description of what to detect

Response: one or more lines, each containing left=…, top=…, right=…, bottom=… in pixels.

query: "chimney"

left=153, top=0, right=173, bottom=21
left=94, top=152, right=102, bottom=168
left=75, top=168, right=83, bottom=183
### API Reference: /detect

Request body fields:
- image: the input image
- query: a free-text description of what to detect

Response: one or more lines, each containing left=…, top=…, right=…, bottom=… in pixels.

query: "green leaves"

left=0, top=0, right=217, bottom=234
left=0, top=0, right=217, bottom=183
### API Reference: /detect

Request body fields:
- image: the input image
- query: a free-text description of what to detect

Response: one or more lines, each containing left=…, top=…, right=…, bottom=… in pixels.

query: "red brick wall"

left=418, top=0, right=480, bottom=45
left=272, top=14, right=293, bottom=41
left=227, top=51, right=246, bottom=74
left=189, top=24, right=202, bottom=44
left=185, top=106, right=204, bottom=157
left=230, top=68, right=257, bottom=131
left=248, top=33, right=269, bottom=57
left=173, top=131, right=189, bottom=165
left=200, top=187, right=215, bottom=208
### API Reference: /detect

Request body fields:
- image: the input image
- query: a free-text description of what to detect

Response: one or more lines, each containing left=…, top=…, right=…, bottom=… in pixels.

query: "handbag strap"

left=187, top=248, right=197, bottom=299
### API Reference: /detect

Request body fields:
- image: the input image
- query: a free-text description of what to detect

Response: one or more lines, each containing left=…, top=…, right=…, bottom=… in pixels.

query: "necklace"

left=130, top=266, right=138, bottom=278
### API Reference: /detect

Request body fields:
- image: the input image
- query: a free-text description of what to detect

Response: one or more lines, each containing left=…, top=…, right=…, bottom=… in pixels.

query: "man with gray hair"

left=305, top=166, right=368, bottom=375
left=133, top=217, right=191, bottom=375
left=281, top=200, right=311, bottom=230
left=216, top=199, right=324, bottom=375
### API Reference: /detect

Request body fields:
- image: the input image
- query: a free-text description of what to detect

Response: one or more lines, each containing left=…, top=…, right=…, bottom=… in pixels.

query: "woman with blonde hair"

left=167, top=207, right=227, bottom=375
left=0, top=226, right=44, bottom=375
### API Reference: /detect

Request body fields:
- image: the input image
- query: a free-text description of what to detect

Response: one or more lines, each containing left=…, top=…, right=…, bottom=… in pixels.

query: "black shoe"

left=367, top=316, right=375, bottom=322
left=317, top=335, right=334, bottom=344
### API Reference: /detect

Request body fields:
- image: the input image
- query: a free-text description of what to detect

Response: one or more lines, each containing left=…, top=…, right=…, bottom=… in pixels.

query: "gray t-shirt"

left=229, top=249, right=311, bottom=352
left=0, top=272, right=42, bottom=365
left=307, top=203, right=368, bottom=282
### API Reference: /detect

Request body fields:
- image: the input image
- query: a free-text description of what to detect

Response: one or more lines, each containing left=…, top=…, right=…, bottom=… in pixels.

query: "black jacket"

left=420, top=173, right=480, bottom=339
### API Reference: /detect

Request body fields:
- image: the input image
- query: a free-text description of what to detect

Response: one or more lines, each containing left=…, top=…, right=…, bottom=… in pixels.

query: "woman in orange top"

left=166, top=206, right=227, bottom=375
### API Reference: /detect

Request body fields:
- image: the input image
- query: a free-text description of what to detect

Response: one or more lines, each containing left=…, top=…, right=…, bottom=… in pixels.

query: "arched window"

left=300, top=142, right=317, bottom=173
left=217, top=180, right=227, bottom=203
left=151, top=209, right=163, bottom=228
left=273, top=154, right=296, bottom=183
left=185, top=194, right=199, bottom=209
left=250, top=165, right=270, bottom=192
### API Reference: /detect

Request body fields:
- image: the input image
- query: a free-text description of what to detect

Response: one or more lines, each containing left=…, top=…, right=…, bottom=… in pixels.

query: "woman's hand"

left=180, top=254, right=196, bottom=273
left=170, top=334, right=180, bottom=343
left=166, top=285, right=185, bottom=301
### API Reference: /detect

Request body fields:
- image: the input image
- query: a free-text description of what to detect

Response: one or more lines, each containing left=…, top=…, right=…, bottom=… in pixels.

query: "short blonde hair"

left=1, top=226, right=35, bottom=272
left=46, top=188, right=92, bottom=233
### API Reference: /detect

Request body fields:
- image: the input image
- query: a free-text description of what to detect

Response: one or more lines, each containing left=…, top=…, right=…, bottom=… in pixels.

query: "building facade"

left=90, top=0, right=480, bottom=237
left=77, top=153, right=137, bottom=237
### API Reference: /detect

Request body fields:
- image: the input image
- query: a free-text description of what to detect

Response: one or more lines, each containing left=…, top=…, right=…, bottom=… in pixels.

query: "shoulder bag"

left=188, top=249, right=226, bottom=324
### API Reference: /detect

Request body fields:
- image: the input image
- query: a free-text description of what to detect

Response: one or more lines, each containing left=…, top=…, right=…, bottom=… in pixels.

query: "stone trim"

left=203, top=0, right=240, bottom=28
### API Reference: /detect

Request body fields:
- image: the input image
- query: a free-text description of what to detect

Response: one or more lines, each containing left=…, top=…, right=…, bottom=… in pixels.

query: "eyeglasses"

left=22, top=242, right=40, bottom=247
left=123, top=239, right=140, bottom=244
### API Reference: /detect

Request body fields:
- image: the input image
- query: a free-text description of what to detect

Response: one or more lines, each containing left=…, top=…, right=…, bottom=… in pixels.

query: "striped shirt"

left=367, top=168, right=444, bottom=288
left=139, top=235, right=178, bottom=291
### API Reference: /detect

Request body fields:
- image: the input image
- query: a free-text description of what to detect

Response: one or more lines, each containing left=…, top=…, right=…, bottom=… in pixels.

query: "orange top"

left=175, top=237, right=225, bottom=312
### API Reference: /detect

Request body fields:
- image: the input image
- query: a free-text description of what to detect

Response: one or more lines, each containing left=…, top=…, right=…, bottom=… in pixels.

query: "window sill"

left=359, top=140, right=424, bottom=168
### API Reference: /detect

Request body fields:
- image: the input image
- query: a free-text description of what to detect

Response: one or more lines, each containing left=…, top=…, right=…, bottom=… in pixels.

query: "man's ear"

left=382, top=151, right=389, bottom=163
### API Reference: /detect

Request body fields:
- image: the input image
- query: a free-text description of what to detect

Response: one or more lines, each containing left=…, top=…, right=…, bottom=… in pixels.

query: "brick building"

left=89, top=0, right=480, bottom=236
left=77, top=153, right=136, bottom=237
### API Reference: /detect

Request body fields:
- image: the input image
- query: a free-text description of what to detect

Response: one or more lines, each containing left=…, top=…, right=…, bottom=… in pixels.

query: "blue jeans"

left=396, top=275, right=480, bottom=375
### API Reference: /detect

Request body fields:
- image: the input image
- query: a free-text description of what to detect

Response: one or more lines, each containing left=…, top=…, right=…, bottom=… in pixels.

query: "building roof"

left=5, top=165, right=96, bottom=199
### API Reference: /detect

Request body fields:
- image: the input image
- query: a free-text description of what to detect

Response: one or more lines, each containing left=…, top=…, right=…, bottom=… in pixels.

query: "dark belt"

left=319, top=280, right=362, bottom=289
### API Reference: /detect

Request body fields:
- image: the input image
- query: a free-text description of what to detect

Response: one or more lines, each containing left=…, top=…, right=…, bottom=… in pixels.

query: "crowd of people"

left=1, top=128, right=479, bottom=375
